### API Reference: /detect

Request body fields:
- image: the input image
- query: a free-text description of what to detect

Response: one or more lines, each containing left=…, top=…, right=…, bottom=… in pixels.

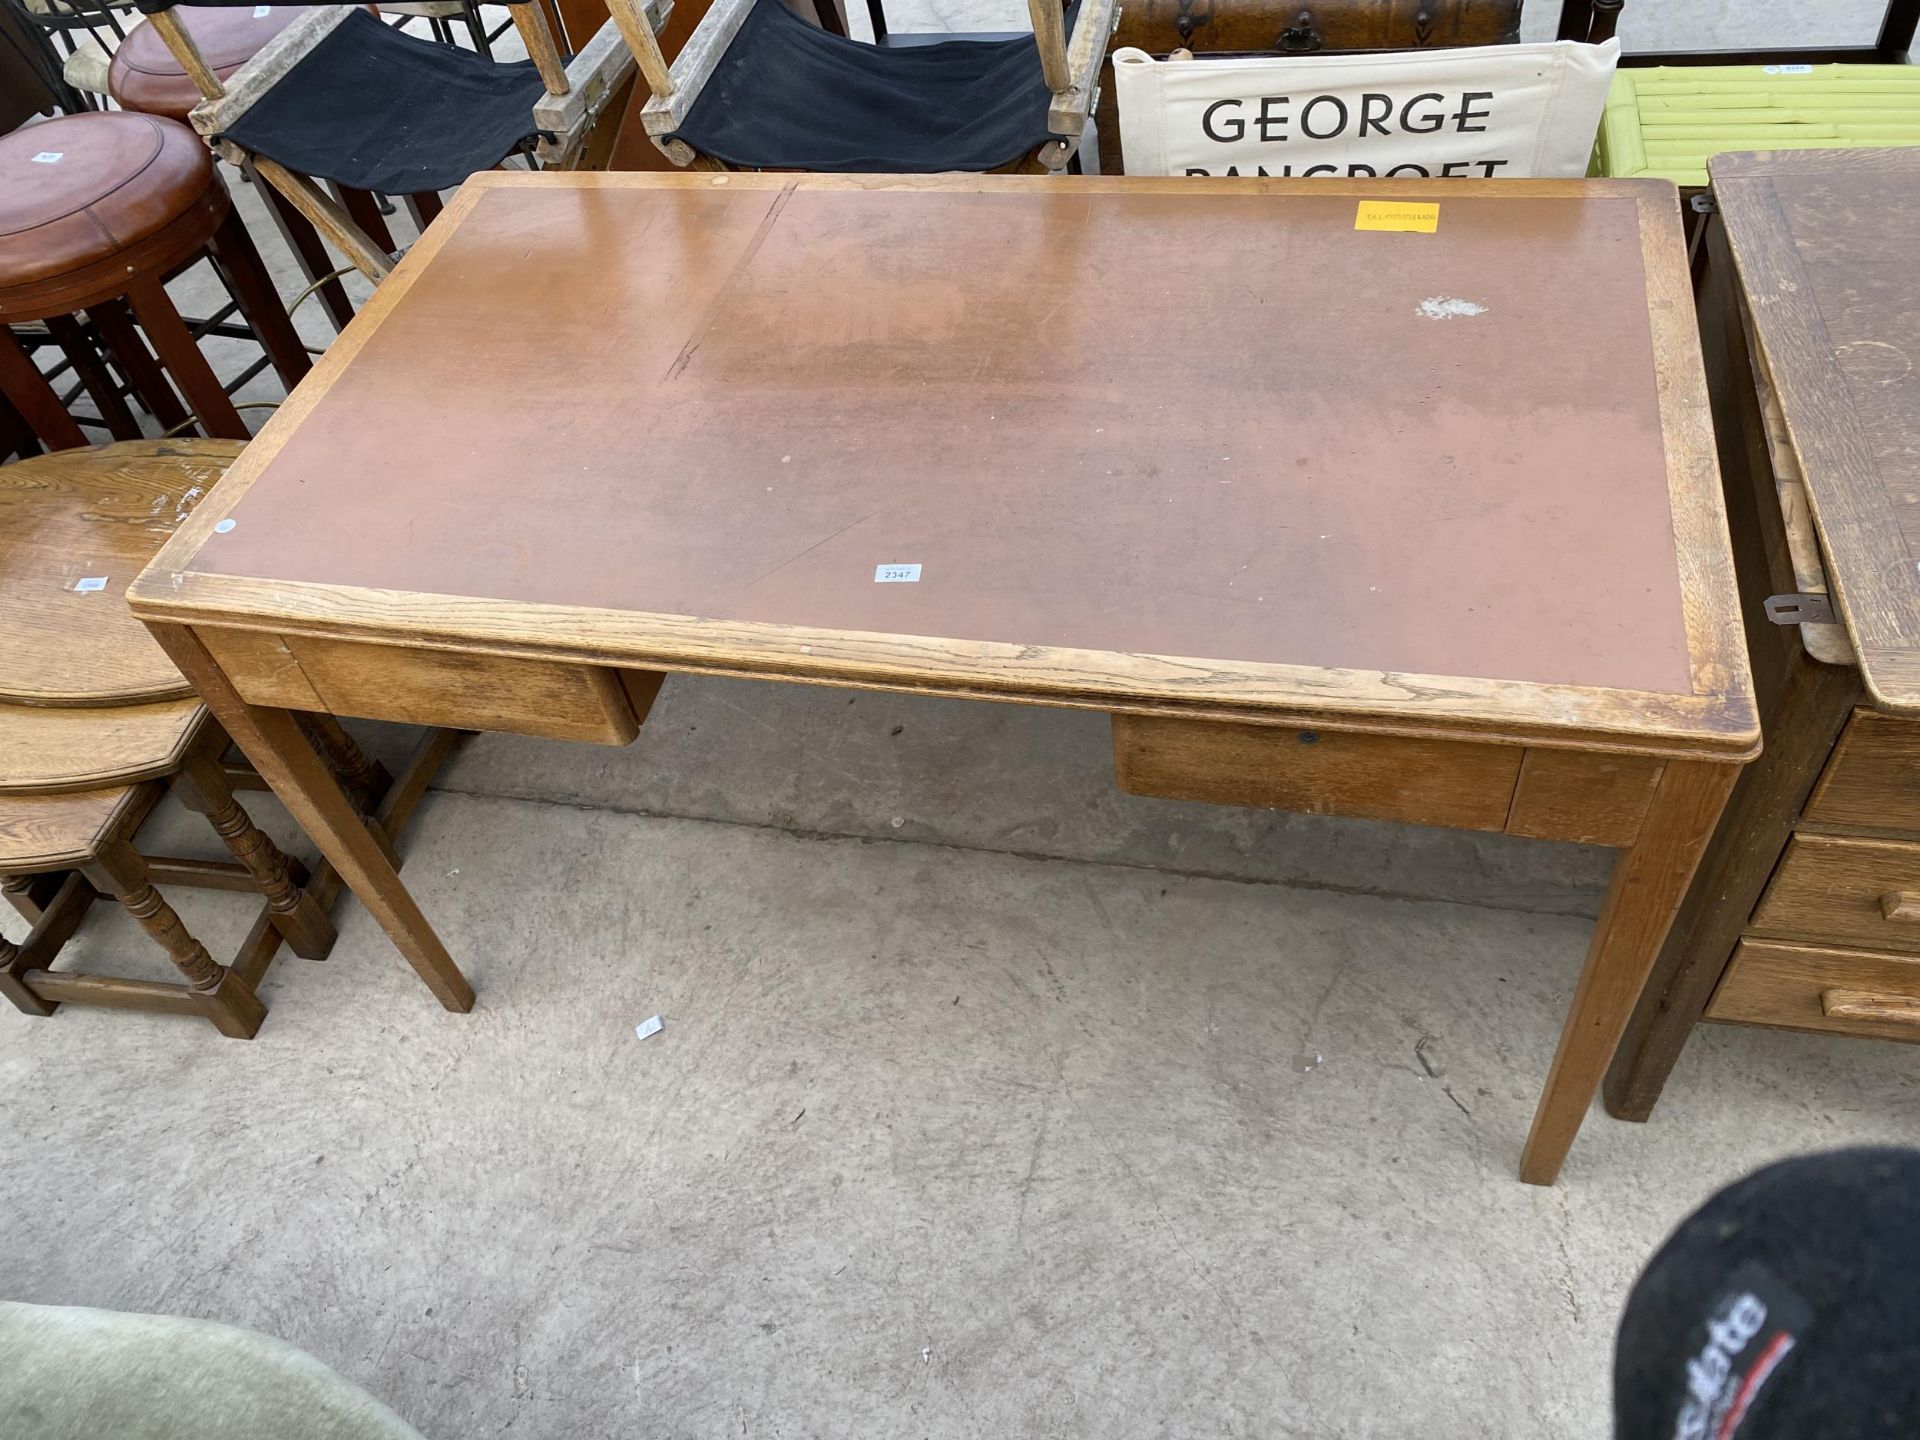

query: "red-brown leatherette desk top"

left=136, top=173, right=1755, bottom=758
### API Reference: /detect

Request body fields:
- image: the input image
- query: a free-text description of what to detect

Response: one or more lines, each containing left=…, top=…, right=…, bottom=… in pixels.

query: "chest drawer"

left=1115, top=0, right=1520, bottom=54
left=1751, top=833, right=1920, bottom=952
left=1804, top=710, right=1920, bottom=832
left=1707, top=938, right=1920, bottom=1044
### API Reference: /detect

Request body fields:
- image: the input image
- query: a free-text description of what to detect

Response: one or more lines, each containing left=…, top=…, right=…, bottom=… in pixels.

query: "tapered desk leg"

left=144, top=622, right=474, bottom=1014
left=1518, top=759, right=1738, bottom=1186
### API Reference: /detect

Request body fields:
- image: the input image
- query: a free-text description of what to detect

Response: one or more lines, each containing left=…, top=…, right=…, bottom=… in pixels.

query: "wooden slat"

left=23, top=970, right=202, bottom=1015
left=640, top=0, right=753, bottom=137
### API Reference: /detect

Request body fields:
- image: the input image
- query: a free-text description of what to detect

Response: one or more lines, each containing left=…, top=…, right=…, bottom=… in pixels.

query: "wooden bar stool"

left=109, top=3, right=359, bottom=333
left=0, top=439, right=460, bottom=1031
left=0, top=111, right=311, bottom=452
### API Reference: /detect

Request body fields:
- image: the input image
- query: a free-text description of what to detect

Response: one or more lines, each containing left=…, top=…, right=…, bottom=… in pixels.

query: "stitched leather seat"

left=109, top=5, right=313, bottom=124
left=0, top=111, right=224, bottom=320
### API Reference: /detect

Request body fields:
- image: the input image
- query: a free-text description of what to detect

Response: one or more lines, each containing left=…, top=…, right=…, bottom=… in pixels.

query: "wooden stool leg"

left=404, top=191, right=444, bottom=231
left=0, top=326, right=86, bottom=450
left=44, top=314, right=143, bottom=440
left=1518, top=760, right=1739, bottom=1185
left=124, top=276, right=248, bottom=441
left=294, top=714, right=387, bottom=812
left=89, top=300, right=192, bottom=431
left=0, top=874, right=95, bottom=1018
left=3, top=874, right=54, bottom=924
left=81, top=838, right=265, bottom=1039
left=172, top=750, right=335, bottom=961
left=205, top=206, right=313, bottom=390
left=248, top=159, right=356, bottom=334
left=0, top=932, right=55, bottom=1017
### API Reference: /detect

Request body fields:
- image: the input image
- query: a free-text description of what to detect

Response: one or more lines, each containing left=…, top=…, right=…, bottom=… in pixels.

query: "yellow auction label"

left=1354, top=201, right=1440, bottom=233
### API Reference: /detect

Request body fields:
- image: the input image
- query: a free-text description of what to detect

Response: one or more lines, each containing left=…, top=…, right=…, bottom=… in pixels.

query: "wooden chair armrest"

left=531, top=0, right=674, bottom=160
left=1047, top=0, right=1120, bottom=135
left=184, top=6, right=357, bottom=136
left=639, top=0, right=753, bottom=146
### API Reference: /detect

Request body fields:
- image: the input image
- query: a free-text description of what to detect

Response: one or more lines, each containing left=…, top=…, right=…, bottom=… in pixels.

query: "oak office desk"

left=128, top=172, right=1757, bottom=1185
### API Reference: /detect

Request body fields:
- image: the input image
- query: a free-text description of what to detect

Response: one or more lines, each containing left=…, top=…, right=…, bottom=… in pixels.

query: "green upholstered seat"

left=0, top=1302, right=427, bottom=1440
left=1595, top=64, right=1920, bottom=186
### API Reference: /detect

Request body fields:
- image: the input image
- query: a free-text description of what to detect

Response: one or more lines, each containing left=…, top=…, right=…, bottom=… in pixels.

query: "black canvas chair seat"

left=669, top=0, right=1074, bottom=172
left=215, top=8, right=547, bottom=193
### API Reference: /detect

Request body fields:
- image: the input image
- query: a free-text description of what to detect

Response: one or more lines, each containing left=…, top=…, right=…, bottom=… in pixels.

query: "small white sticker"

left=213, top=518, right=237, bottom=533
left=874, top=563, right=921, bottom=583
left=73, top=576, right=108, bottom=593
left=30, top=151, right=62, bottom=164
left=253, top=4, right=271, bottom=14
left=634, top=1015, right=664, bottom=1040
left=1764, top=63, right=1814, bottom=74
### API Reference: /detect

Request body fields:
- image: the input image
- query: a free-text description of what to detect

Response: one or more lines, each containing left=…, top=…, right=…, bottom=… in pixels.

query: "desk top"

left=132, top=173, right=1755, bottom=756
left=1714, top=148, right=1920, bottom=713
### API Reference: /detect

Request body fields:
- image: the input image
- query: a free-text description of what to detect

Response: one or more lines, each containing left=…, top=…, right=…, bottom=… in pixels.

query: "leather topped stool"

left=109, top=3, right=313, bottom=115
left=0, top=111, right=310, bottom=451
left=109, top=4, right=359, bottom=331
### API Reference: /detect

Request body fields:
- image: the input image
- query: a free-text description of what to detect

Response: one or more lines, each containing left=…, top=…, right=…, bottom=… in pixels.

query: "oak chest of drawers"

left=1607, top=150, right=1920, bottom=1117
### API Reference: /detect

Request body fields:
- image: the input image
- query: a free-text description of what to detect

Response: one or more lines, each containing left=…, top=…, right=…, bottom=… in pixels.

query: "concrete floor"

left=5, top=2, right=1920, bottom=1435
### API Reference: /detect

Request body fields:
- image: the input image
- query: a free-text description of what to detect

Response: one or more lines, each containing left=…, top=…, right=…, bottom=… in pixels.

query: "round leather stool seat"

left=0, top=112, right=224, bottom=322
left=109, top=5, right=313, bottom=125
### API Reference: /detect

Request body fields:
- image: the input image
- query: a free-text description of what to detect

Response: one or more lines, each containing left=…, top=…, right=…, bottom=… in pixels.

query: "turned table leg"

left=81, top=837, right=265, bottom=1039
left=295, top=713, right=388, bottom=815
left=1519, top=759, right=1740, bottom=1185
left=172, top=748, right=336, bottom=962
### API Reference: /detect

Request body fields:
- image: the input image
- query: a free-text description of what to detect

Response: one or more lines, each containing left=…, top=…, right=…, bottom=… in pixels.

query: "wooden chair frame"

left=631, top=0, right=1123, bottom=172
left=145, top=0, right=674, bottom=282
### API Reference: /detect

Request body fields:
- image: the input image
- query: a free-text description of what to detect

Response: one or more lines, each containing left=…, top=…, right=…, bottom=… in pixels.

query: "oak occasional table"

left=1608, top=148, right=1920, bottom=1117
left=128, top=172, right=1757, bottom=1184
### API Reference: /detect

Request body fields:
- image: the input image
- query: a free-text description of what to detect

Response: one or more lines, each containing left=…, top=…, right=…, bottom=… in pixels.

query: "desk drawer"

left=1112, top=715, right=1523, bottom=832
left=1708, top=938, right=1920, bottom=1044
left=1804, top=710, right=1920, bottom=832
left=201, top=628, right=661, bottom=745
left=1751, top=833, right=1920, bottom=952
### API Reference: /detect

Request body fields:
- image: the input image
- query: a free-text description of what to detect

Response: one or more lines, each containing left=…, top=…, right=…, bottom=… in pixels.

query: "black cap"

left=1614, top=1146, right=1920, bottom=1440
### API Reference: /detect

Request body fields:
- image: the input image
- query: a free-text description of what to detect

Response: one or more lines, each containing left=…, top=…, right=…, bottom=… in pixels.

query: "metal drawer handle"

left=1879, top=891, right=1920, bottom=922
left=1822, top=988, right=1920, bottom=1026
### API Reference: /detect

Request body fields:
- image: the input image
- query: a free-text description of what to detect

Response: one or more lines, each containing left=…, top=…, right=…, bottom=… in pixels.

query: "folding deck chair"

left=134, top=0, right=672, bottom=279
left=627, top=0, right=1121, bottom=172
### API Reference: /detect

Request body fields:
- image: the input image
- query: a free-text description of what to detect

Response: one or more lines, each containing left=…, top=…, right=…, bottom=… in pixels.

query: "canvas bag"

left=1112, top=38, right=1620, bottom=178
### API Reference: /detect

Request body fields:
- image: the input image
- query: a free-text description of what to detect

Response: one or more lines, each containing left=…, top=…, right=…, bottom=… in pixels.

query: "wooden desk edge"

left=128, top=573, right=1762, bottom=762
